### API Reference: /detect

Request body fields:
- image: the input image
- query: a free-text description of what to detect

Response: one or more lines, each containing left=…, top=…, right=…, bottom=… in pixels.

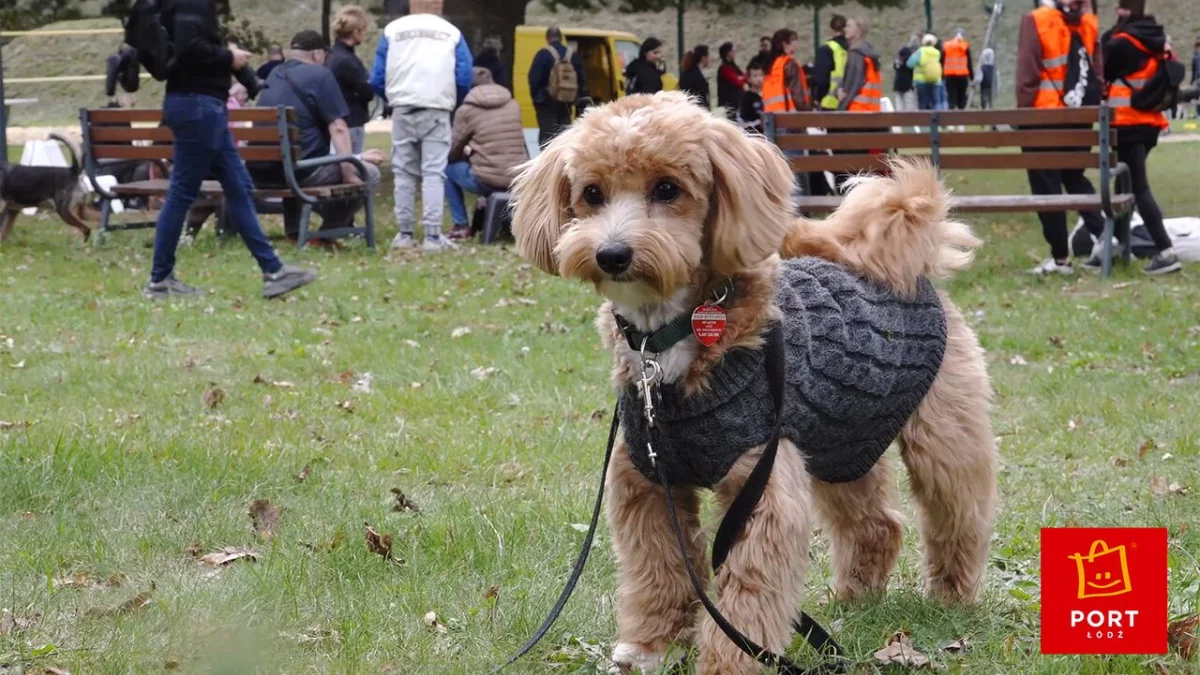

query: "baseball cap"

left=290, top=30, right=330, bottom=52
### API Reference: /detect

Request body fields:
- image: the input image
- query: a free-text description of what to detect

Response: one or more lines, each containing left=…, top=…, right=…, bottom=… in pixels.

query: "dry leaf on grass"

left=249, top=499, right=281, bottom=540
left=0, top=611, right=41, bottom=635
left=874, top=631, right=930, bottom=668
left=338, top=370, right=355, bottom=385
left=87, top=589, right=153, bottom=618
left=0, top=420, right=33, bottom=430
left=423, top=610, right=448, bottom=634
left=280, top=627, right=342, bottom=646
left=163, top=660, right=180, bottom=671
left=470, top=366, right=499, bottom=381
left=1139, top=438, right=1157, bottom=458
left=52, top=572, right=124, bottom=590
left=1112, top=281, right=1133, bottom=290
left=484, top=585, right=499, bottom=603
left=336, top=400, right=355, bottom=413
left=1168, top=614, right=1199, bottom=661
left=938, top=638, right=969, bottom=654
left=391, top=488, right=420, bottom=513
left=352, top=373, right=373, bottom=393
left=202, top=387, right=225, bottom=409
left=199, top=547, right=258, bottom=567
left=43, top=667, right=71, bottom=675
left=589, top=409, right=606, bottom=422
left=1009, top=355, right=1028, bottom=366
left=297, top=464, right=312, bottom=483
left=1151, top=477, right=1168, bottom=497
left=1169, top=483, right=1191, bottom=496
left=364, top=522, right=394, bottom=560
left=451, top=326, right=472, bottom=338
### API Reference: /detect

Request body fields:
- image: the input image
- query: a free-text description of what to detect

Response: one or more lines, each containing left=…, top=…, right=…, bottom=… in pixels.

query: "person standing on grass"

left=327, top=5, right=375, bottom=154
left=813, top=15, right=849, bottom=111
left=679, top=44, right=712, bottom=109
left=978, top=47, right=997, bottom=110
left=444, top=68, right=528, bottom=241
left=942, top=29, right=974, bottom=111
left=145, top=0, right=315, bottom=300
left=908, top=34, right=943, bottom=111
left=528, top=26, right=586, bottom=148
left=371, top=0, right=473, bottom=252
left=716, top=42, right=747, bottom=120
left=1097, top=0, right=1180, bottom=274
left=1016, top=0, right=1106, bottom=275
left=893, top=35, right=917, bottom=112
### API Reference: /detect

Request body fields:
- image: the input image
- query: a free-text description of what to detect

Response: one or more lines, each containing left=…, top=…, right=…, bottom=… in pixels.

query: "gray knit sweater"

left=618, top=257, right=947, bottom=487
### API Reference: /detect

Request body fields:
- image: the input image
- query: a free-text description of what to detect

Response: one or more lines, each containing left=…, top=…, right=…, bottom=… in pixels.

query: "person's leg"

left=554, top=102, right=573, bottom=139
left=349, top=126, right=366, bottom=155
left=1026, top=165, right=1071, bottom=262
left=444, top=161, right=474, bottom=228
left=418, top=109, right=451, bottom=242
left=917, top=83, right=933, bottom=110
left=151, top=95, right=222, bottom=285
left=1060, top=167, right=1105, bottom=239
left=391, top=111, right=420, bottom=242
left=208, top=116, right=283, bottom=274
left=1119, top=137, right=1172, bottom=252
left=535, top=103, right=556, bottom=148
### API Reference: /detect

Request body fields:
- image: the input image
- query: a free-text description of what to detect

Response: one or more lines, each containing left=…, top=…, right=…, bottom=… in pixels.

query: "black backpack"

left=1119, top=35, right=1186, bottom=111
left=124, top=0, right=176, bottom=81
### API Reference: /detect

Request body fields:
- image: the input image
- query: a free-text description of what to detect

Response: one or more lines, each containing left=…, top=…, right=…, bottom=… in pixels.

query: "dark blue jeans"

left=152, top=93, right=281, bottom=282
left=444, top=161, right=492, bottom=227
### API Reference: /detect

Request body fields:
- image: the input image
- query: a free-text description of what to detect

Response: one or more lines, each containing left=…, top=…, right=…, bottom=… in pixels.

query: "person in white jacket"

left=370, top=0, right=473, bottom=252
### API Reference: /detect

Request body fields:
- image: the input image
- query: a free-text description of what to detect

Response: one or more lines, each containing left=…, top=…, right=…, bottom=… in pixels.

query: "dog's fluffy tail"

left=781, top=158, right=981, bottom=296
left=48, top=133, right=81, bottom=175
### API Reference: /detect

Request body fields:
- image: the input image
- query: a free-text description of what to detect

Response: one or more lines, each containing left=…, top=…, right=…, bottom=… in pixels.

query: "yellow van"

left=513, top=26, right=677, bottom=154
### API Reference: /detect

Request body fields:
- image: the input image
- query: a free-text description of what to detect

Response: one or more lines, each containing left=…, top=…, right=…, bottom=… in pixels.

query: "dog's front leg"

left=698, top=442, right=811, bottom=675
left=607, top=441, right=706, bottom=674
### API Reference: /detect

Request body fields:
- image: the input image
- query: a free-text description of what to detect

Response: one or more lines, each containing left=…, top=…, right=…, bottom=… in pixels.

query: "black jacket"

left=164, top=0, right=233, bottom=101
left=326, top=41, right=375, bottom=127
left=1101, top=16, right=1165, bottom=84
left=893, top=46, right=914, bottom=92
left=679, top=67, right=710, bottom=109
left=474, top=48, right=509, bottom=90
left=812, top=35, right=848, bottom=102
left=106, top=47, right=141, bottom=96
left=624, top=58, right=663, bottom=95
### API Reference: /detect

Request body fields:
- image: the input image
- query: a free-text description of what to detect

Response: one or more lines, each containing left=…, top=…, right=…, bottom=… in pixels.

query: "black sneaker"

left=144, top=275, right=203, bottom=299
left=263, top=264, right=317, bottom=298
left=1143, top=250, right=1182, bottom=276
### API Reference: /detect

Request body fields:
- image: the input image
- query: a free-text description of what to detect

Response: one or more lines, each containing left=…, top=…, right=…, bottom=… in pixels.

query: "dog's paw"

left=612, top=642, right=664, bottom=674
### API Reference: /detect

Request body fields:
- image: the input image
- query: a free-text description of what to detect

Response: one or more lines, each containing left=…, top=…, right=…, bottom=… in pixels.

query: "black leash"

left=496, top=323, right=844, bottom=673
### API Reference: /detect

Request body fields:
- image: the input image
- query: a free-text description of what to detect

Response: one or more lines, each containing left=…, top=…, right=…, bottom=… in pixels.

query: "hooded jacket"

left=1101, top=16, right=1165, bottom=84
left=625, top=59, right=664, bottom=95
left=449, top=83, right=528, bottom=191
left=164, top=0, right=234, bottom=101
left=838, top=41, right=881, bottom=110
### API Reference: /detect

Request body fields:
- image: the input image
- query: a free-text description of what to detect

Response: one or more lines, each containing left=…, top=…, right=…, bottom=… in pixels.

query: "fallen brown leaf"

left=1169, top=482, right=1191, bottom=496
left=0, top=611, right=40, bottom=635
left=589, top=409, right=606, bottom=423
left=1111, top=457, right=1128, bottom=468
left=484, top=585, right=499, bottom=603
left=364, top=522, right=393, bottom=560
left=1048, top=336, right=1065, bottom=348
left=1112, top=281, right=1132, bottom=290
left=43, top=667, right=71, bottom=675
left=938, top=637, right=968, bottom=654
left=52, top=572, right=124, bottom=590
left=1168, top=614, right=1199, bottom=661
left=338, top=370, right=355, bottom=385
left=297, top=464, right=312, bottom=483
left=336, top=400, right=355, bottom=413
left=249, top=499, right=281, bottom=540
left=87, top=588, right=153, bottom=618
left=281, top=627, right=342, bottom=646
left=184, top=541, right=203, bottom=558
left=252, top=373, right=267, bottom=384
left=1151, top=476, right=1169, bottom=497
left=199, top=547, right=258, bottom=567
left=391, top=488, right=420, bottom=514
left=423, top=610, right=447, bottom=634
left=873, top=631, right=930, bottom=668
left=1139, top=438, right=1156, bottom=458
left=202, top=386, right=225, bottom=409
left=164, top=660, right=181, bottom=671
left=0, top=420, right=32, bottom=430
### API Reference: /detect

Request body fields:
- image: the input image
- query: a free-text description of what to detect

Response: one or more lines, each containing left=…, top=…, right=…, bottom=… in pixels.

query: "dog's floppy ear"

left=511, top=133, right=575, bottom=276
left=704, top=120, right=795, bottom=277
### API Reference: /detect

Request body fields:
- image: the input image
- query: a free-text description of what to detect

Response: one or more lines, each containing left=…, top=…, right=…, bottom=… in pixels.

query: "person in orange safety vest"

left=762, top=28, right=811, bottom=113
left=942, top=30, right=973, bottom=110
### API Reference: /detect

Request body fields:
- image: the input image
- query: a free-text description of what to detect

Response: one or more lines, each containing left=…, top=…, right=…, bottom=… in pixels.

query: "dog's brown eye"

left=582, top=184, right=604, bottom=206
left=652, top=180, right=680, bottom=203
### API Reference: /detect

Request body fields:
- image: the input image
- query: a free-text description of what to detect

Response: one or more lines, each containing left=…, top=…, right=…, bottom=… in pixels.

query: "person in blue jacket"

left=528, top=26, right=587, bottom=147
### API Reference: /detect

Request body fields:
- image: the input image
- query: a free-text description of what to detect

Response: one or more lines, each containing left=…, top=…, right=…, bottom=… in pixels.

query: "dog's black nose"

left=595, top=243, right=633, bottom=275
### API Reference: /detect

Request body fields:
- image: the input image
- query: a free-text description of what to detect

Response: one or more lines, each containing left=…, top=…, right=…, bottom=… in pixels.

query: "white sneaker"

left=422, top=235, right=459, bottom=253
left=1028, top=258, right=1075, bottom=276
left=390, top=233, right=416, bottom=250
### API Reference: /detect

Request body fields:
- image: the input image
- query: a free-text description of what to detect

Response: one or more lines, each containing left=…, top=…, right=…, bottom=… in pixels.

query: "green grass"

left=1, top=134, right=1199, bottom=674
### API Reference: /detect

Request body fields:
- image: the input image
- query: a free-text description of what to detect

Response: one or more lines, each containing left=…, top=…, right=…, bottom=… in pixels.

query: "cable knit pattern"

left=619, top=257, right=947, bottom=487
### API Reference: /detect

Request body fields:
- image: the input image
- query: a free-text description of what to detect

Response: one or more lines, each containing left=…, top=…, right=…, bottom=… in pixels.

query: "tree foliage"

left=543, top=0, right=905, bottom=12
left=0, top=0, right=82, bottom=32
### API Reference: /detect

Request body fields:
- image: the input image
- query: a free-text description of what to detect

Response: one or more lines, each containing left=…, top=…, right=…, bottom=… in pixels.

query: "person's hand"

left=361, top=149, right=386, bottom=165
left=464, top=145, right=473, bottom=157
left=836, top=88, right=846, bottom=101
left=231, top=47, right=251, bottom=71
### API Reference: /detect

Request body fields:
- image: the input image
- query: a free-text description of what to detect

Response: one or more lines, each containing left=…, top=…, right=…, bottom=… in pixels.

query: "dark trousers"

left=1025, top=160, right=1106, bottom=261
left=152, top=93, right=281, bottom=282
left=980, top=86, right=993, bottom=110
left=535, top=102, right=572, bottom=148
left=945, top=76, right=970, bottom=110
left=916, top=83, right=938, bottom=110
left=1117, top=128, right=1171, bottom=253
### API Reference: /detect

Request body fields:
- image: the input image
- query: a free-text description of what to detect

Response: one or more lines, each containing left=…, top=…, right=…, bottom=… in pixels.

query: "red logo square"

left=1041, top=527, right=1167, bottom=654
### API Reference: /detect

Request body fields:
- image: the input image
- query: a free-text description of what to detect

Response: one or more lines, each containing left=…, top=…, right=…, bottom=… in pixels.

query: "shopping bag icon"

left=1069, top=539, right=1132, bottom=599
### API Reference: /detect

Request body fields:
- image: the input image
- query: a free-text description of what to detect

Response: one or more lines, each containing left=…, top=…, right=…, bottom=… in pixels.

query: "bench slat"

left=772, top=107, right=1101, bottom=130
left=93, top=144, right=286, bottom=162
left=87, top=107, right=295, bottom=125
left=88, top=126, right=293, bottom=143
left=796, top=193, right=1134, bottom=213
left=788, top=151, right=1111, bottom=173
left=111, top=179, right=368, bottom=199
left=776, top=129, right=1104, bottom=152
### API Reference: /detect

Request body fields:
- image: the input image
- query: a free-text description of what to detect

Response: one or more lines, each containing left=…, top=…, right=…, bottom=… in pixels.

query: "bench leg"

left=1117, top=210, right=1133, bottom=267
left=1100, top=214, right=1115, bottom=279
left=364, top=191, right=375, bottom=250
left=94, top=198, right=113, bottom=248
left=296, top=203, right=313, bottom=251
left=481, top=198, right=499, bottom=244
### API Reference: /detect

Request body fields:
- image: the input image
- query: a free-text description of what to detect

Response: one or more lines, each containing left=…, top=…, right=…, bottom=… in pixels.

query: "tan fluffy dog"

left=512, top=92, right=996, bottom=674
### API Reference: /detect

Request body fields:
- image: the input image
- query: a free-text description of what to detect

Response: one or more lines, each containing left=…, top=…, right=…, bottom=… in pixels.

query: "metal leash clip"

left=638, top=337, right=663, bottom=467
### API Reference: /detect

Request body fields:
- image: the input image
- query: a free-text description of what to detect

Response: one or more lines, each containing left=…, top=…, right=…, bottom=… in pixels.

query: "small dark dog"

left=0, top=134, right=93, bottom=242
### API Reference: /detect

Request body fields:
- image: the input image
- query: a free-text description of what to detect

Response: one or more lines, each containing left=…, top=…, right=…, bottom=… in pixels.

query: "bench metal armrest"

left=1100, top=161, right=1130, bottom=220
left=285, top=154, right=371, bottom=204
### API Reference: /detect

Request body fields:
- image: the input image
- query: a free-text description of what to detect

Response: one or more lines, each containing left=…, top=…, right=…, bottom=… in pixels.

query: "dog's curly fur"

left=512, top=92, right=996, bottom=674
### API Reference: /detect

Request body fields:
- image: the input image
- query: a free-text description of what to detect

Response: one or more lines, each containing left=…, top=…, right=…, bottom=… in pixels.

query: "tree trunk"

left=443, top=0, right=528, bottom=77
left=322, top=0, right=333, bottom=43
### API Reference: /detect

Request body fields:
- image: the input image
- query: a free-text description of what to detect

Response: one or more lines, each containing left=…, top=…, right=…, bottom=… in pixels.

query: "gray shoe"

left=144, top=275, right=203, bottom=299
left=390, top=233, right=416, bottom=250
left=1143, top=250, right=1182, bottom=276
left=263, top=264, right=317, bottom=299
left=422, top=235, right=459, bottom=253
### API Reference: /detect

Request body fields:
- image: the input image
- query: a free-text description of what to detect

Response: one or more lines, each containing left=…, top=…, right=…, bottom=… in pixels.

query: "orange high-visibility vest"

left=1031, top=6, right=1098, bottom=108
left=847, top=57, right=882, bottom=112
left=943, top=37, right=970, bottom=77
left=763, top=55, right=808, bottom=113
left=1106, top=33, right=1169, bottom=129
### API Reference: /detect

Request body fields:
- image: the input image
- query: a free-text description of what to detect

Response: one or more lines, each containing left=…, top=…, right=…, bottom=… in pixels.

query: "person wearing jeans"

left=444, top=68, right=528, bottom=239
left=370, top=0, right=472, bottom=253
left=146, top=0, right=314, bottom=299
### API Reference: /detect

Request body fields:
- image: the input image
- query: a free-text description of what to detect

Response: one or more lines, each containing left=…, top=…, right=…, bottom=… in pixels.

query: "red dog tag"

left=691, top=302, right=727, bottom=347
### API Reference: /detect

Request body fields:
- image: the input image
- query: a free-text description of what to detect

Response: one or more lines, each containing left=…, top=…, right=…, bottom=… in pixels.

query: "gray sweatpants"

left=391, top=107, right=451, bottom=238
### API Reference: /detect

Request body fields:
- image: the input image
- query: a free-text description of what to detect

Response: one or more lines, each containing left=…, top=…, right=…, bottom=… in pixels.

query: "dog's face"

left=512, top=93, right=795, bottom=308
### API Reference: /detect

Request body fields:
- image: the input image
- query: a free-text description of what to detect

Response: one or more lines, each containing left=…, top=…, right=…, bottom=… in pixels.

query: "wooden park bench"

left=78, top=106, right=376, bottom=249
left=766, top=106, right=1134, bottom=277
